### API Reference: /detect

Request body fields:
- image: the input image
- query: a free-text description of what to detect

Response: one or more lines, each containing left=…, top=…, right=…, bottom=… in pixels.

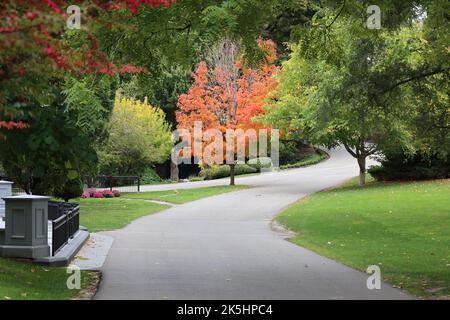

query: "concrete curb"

left=33, top=229, right=90, bottom=267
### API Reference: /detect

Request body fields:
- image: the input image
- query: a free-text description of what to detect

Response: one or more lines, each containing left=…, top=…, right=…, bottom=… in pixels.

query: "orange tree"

left=176, top=39, right=278, bottom=185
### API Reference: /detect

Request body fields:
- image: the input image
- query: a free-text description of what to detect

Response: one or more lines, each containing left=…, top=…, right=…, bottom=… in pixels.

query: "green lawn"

left=277, top=177, right=450, bottom=299
left=0, top=258, right=96, bottom=300
left=123, top=185, right=249, bottom=204
left=78, top=198, right=169, bottom=232
left=78, top=185, right=248, bottom=231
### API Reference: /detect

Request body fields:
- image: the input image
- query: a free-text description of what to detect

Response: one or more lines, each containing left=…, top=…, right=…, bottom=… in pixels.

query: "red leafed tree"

left=0, top=0, right=175, bottom=136
left=176, top=38, right=279, bottom=185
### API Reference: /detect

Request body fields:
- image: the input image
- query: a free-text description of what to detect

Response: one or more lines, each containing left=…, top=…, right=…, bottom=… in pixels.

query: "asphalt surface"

left=95, top=147, right=412, bottom=299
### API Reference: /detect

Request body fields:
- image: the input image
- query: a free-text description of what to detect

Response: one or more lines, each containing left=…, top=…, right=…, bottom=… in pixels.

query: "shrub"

left=235, top=163, right=258, bottom=175
left=247, top=157, right=272, bottom=172
left=102, top=190, right=114, bottom=198
left=199, top=165, right=228, bottom=180
left=93, top=191, right=104, bottom=198
left=81, top=191, right=90, bottom=198
left=214, top=165, right=231, bottom=179
left=199, top=163, right=257, bottom=180
left=140, top=167, right=163, bottom=184
left=112, top=189, right=121, bottom=197
left=86, top=188, right=96, bottom=197
left=279, top=140, right=299, bottom=165
left=368, top=150, right=450, bottom=181
left=279, top=150, right=328, bottom=170
left=279, top=140, right=317, bottom=165
left=53, top=178, right=83, bottom=202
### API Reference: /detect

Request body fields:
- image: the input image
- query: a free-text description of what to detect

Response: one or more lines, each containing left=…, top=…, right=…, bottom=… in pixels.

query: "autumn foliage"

left=0, top=0, right=175, bottom=79
left=0, top=0, right=175, bottom=133
left=175, top=39, right=278, bottom=177
left=176, top=39, right=279, bottom=135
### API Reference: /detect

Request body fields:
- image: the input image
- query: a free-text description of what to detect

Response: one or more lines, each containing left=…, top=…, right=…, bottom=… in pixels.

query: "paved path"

left=95, top=147, right=412, bottom=299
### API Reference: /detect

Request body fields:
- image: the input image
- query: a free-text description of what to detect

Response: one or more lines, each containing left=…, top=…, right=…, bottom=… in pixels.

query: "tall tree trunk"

left=170, top=161, right=179, bottom=181
left=357, top=155, right=366, bottom=186
left=26, top=176, right=32, bottom=195
left=229, top=163, right=235, bottom=186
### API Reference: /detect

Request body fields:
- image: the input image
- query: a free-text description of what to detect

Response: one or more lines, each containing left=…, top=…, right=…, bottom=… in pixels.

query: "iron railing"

left=84, top=175, right=140, bottom=193
left=50, top=201, right=80, bottom=256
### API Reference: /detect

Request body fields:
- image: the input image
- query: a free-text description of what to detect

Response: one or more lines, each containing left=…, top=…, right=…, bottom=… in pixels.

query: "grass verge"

left=277, top=177, right=450, bottom=299
left=77, top=198, right=169, bottom=232
left=123, top=185, right=249, bottom=204
left=0, top=258, right=97, bottom=300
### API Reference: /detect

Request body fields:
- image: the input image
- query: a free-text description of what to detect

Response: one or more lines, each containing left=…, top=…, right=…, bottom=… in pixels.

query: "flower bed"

left=82, top=188, right=121, bottom=198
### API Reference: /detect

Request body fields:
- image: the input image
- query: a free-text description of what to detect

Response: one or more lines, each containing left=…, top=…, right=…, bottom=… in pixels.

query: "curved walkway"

left=95, top=147, right=411, bottom=299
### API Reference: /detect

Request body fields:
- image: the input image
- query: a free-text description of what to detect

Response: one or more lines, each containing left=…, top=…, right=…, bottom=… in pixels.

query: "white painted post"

left=0, top=180, right=13, bottom=219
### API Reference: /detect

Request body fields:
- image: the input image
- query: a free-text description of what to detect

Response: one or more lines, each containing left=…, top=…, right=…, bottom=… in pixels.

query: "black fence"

left=155, top=159, right=201, bottom=180
left=49, top=201, right=80, bottom=256
left=84, top=175, right=140, bottom=193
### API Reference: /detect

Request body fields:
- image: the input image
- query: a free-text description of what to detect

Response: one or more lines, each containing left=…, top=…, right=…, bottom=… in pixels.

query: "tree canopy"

left=262, top=0, right=449, bottom=185
left=98, top=94, right=173, bottom=175
left=0, top=91, right=98, bottom=195
left=0, top=1, right=170, bottom=125
left=1, top=0, right=447, bottom=189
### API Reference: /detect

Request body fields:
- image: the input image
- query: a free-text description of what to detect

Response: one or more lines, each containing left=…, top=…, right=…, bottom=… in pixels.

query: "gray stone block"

left=0, top=195, right=50, bottom=258
left=0, top=180, right=13, bottom=218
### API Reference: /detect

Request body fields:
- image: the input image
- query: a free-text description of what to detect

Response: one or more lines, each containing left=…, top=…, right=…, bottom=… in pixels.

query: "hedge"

left=279, top=150, right=328, bottom=170
left=199, top=163, right=258, bottom=180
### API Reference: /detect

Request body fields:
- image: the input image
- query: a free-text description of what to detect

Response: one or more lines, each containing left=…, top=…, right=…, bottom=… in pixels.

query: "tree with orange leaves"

left=176, top=38, right=279, bottom=185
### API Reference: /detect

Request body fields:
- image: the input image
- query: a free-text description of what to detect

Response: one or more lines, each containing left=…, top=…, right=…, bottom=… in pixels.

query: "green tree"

left=119, top=67, right=192, bottom=128
left=0, top=72, right=115, bottom=198
left=0, top=1, right=168, bottom=128
left=262, top=2, right=449, bottom=186
left=98, top=94, right=173, bottom=175
left=0, top=95, right=97, bottom=195
left=104, top=0, right=302, bottom=127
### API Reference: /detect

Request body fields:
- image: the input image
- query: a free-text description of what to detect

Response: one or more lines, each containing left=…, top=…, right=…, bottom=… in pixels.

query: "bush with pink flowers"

left=112, top=190, right=121, bottom=197
left=86, top=188, right=97, bottom=197
left=102, top=190, right=114, bottom=198
left=81, top=188, right=121, bottom=199
left=93, top=191, right=104, bottom=198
